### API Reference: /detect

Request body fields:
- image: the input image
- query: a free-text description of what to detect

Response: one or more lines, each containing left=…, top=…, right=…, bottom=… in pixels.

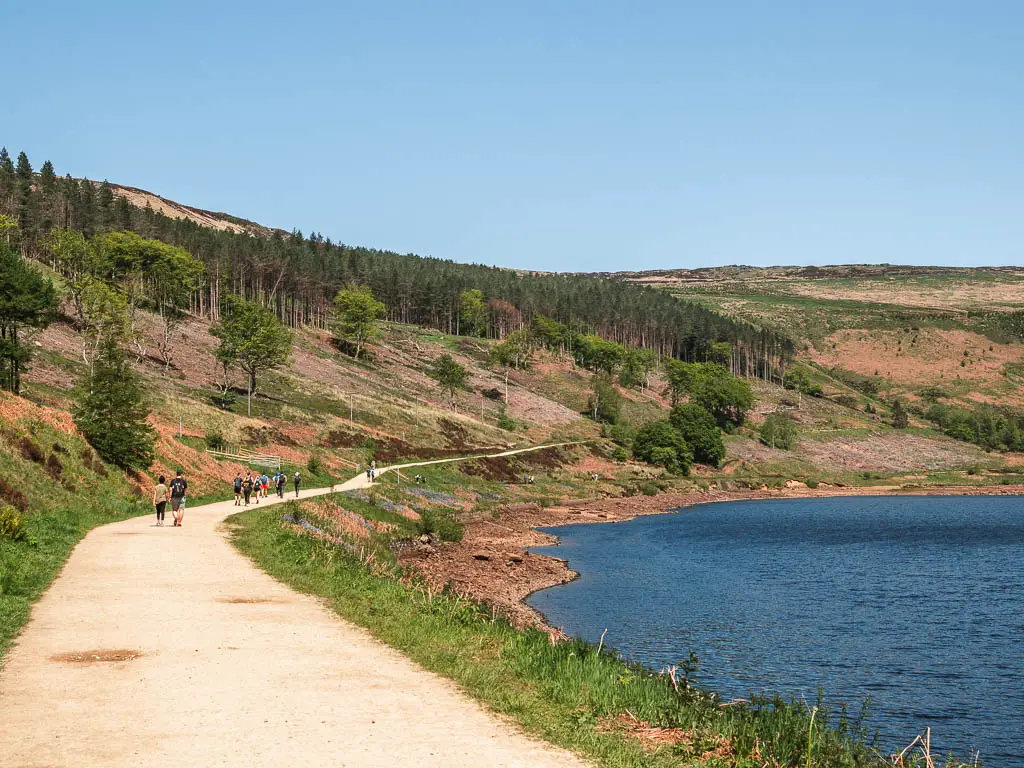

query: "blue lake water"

left=527, top=495, right=1024, bottom=766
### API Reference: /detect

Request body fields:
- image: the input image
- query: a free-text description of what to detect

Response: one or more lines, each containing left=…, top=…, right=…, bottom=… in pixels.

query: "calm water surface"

left=527, top=496, right=1024, bottom=765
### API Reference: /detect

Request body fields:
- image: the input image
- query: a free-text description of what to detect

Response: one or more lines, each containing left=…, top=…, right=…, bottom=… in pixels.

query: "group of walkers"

left=152, top=470, right=188, bottom=527
left=152, top=467, right=305, bottom=526
left=233, top=470, right=301, bottom=506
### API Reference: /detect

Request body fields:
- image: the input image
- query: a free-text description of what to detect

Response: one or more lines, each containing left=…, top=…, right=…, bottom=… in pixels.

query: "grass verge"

left=0, top=415, right=149, bottom=661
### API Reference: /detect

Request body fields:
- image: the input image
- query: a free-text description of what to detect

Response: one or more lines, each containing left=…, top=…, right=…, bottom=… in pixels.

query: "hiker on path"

left=242, top=474, right=253, bottom=506
left=233, top=473, right=243, bottom=506
left=275, top=471, right=286, bottom=498
left=263, top=473, right=270, bottom=498
left=366, top=467, right=372, bottom=482
left=169, top=470, right=188, bottom=527
left=293, top=471, right=301, bottom=497
left=153, top=475, right=169, bottom=526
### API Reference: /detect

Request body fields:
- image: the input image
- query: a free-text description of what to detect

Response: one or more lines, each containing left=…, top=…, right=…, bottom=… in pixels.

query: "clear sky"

left=3, top=1, right=1022, bottom=271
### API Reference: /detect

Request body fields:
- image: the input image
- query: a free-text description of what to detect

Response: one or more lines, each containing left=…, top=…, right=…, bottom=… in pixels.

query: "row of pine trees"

left=0, top=147, right=794, bottom=379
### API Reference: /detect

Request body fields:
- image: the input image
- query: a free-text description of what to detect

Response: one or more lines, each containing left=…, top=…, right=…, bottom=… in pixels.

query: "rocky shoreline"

left=400, top=484, right=1024, bottom=631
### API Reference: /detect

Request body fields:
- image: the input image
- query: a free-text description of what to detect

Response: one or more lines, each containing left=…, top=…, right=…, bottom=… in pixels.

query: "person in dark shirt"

left=169, top=470, right=188, bottom=527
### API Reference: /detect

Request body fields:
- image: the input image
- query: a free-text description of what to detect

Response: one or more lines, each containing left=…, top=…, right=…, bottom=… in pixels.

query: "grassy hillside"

left=608, top=264, right=1024, bottom=420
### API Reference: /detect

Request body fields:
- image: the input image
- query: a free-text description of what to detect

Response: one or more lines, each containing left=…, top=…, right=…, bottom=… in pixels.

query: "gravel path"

left=0, top=445, right=588, bottom=767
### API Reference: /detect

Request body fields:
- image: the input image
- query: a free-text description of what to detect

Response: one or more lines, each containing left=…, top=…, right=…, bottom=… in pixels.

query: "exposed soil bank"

left=401, top=484, right=1024, bottom=631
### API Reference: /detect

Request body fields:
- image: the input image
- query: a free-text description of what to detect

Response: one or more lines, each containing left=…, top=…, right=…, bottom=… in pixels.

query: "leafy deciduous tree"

left=332, top=284, right=385, bottom=360
left=759, top=412, right=798, bottom=450
left=210, top=295, right=293, bottom=416
left=428, top=353, right=468, bottom=410
left=632, top=420, right=693, bottom=474
left=587, top=373, right=622, bottom=424
left=459, top=289, right=488, bottom=337
left=669, top=404, right=725, bottom=467
left=490, top=329, right=532, bottom=401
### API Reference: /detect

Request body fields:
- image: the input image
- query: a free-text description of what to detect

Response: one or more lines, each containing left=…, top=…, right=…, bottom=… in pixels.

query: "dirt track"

left=0, top=447, right=587, bottom=768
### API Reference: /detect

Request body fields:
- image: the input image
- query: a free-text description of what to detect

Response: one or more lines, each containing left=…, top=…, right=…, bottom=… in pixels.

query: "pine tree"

left=73, top=337, right=155, bottom=470
left=0, top=242, right=57, bottom=393
left=0, top=148, right=13, bottom=218
left=891, top=399, right=909, bottom=429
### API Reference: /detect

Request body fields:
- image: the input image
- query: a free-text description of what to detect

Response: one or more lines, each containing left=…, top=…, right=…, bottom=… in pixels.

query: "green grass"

left=227, top=502, right=970, bottom=768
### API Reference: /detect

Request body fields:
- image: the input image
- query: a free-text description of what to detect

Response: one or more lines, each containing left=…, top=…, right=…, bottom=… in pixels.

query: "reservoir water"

left=527, top=495, right=1024, bottom=765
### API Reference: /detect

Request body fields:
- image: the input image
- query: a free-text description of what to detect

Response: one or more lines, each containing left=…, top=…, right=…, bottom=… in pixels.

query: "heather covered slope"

left=607, top=264, right=1024, bottom=439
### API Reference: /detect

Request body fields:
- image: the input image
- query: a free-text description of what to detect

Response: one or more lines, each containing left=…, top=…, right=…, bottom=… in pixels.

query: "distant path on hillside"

left=0, top=443, right=587, bottom=768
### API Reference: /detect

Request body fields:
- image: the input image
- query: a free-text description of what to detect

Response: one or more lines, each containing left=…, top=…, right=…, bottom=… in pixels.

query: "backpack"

left=233, top=477, right=242, bottom=492
left=294, top=473, right=300, bottom=483
left=169, top=477, right=186, bottom=497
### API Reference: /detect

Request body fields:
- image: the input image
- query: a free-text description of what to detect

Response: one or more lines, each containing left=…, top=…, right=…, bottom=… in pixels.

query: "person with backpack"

left=233, top=473, right=243, bottom=505
left=169, top=470, right=188, bottom=527
left=261, top=473, right=270, bottom=499
left=293, top=471, right=301, bottom=498
left=276, top=471, right=286, bottom=498
left=242, top=473, right=253, bottom=506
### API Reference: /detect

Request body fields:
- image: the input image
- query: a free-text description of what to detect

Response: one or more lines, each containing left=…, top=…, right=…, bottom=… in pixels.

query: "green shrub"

left=205, top=430, right=226, bottom=451
left=496, top=405, right=516, bottom=432
left=0, top=505, right=27, bottom=542
left=638, top=481, right=660, bottom=496
left=806, top=478, right=819, bottom=489
left=210, top=390, right=237, bottom=410
left=632, top=420, right=693, bottom=475
left=306, top=454, right=323, bottom=474
left=834, top=394, right=859, bottom=410
left=610, top=445, right=630, bottom=462
left=918, top=386, right=949, bottom=402
left=417, top=509, right=464, bottom=542
left=601, top=422, right=636, bottom=447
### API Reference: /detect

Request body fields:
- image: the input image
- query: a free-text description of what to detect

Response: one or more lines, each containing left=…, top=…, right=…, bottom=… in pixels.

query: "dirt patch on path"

left=51, top=649, right=143, bottom=664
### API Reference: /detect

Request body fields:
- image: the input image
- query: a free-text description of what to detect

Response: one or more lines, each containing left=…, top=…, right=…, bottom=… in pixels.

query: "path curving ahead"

left=0, top=444, right=587, bottom=768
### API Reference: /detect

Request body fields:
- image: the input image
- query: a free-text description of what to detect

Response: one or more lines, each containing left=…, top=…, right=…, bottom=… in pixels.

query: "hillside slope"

left=605, top=264, right=1024, bottom=414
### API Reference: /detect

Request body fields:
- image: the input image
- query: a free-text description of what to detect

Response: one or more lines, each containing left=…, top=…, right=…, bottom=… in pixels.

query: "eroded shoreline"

left=401, top=484, right=1024, bottom=631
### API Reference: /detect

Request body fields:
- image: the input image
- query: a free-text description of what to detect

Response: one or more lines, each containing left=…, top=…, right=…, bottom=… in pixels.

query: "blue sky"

left=3, top=1, right=1022, bottom=270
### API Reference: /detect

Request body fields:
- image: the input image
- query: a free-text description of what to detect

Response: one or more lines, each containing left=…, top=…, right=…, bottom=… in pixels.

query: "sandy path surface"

left=0, top=446, right=588, bottom=768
